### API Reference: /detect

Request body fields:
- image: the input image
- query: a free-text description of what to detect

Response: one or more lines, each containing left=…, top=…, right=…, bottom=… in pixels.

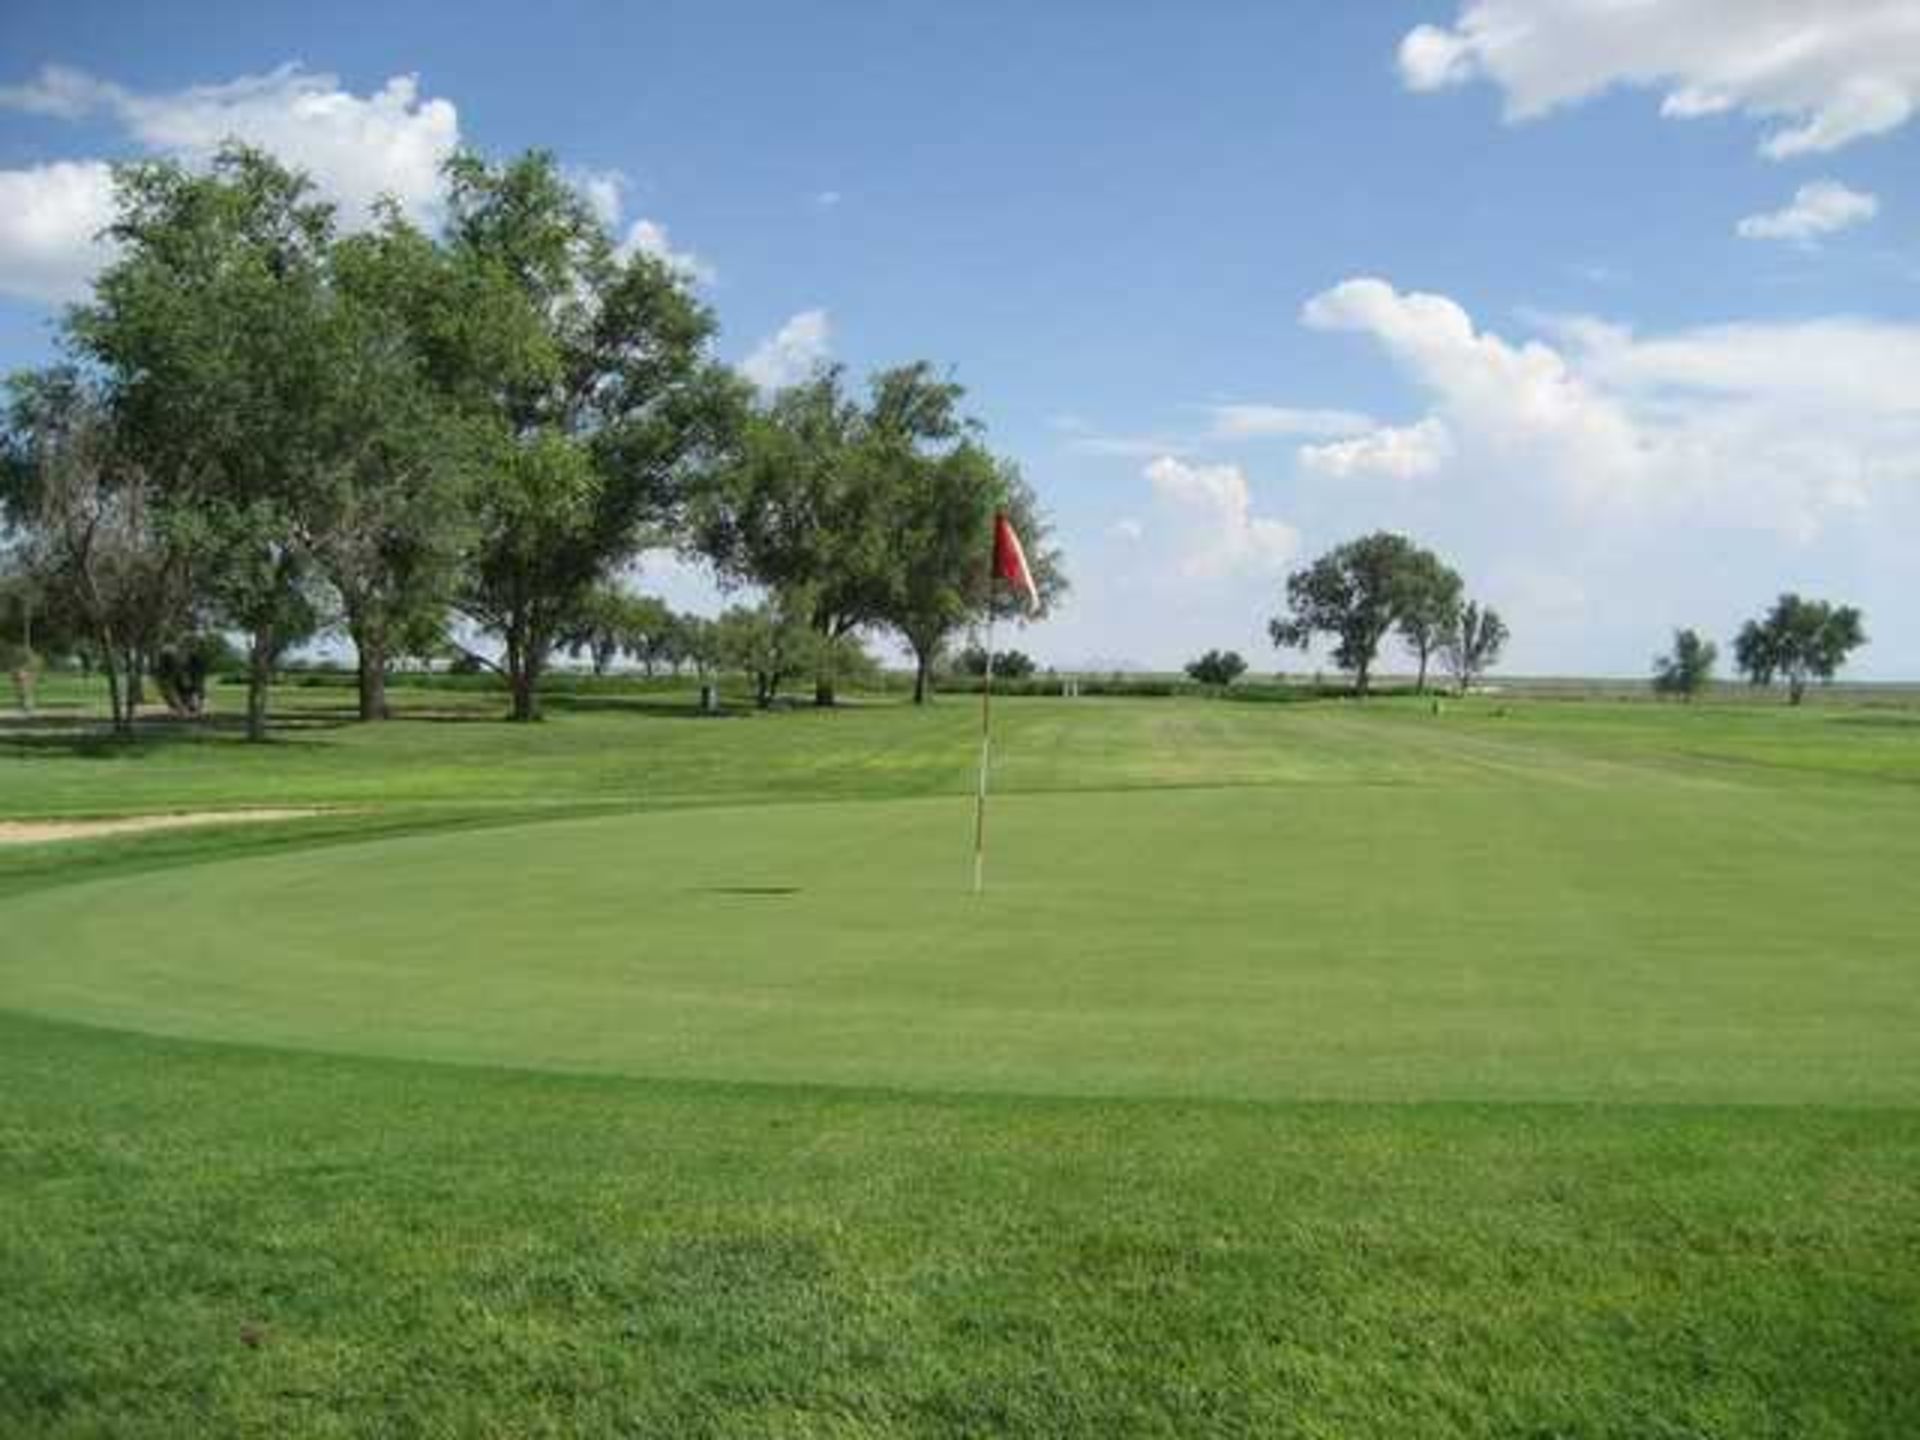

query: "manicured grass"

left=3, top=684, right=1918, bottom=1434
left=7, top=782, right=1920, bottom=1106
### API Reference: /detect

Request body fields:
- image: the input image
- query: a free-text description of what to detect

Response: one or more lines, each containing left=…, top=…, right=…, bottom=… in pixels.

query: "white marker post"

left=972, top=616, right=995, bottom=894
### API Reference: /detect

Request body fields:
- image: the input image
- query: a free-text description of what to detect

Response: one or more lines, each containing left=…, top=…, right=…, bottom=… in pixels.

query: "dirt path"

left=0, top=809, right=330, bottom=846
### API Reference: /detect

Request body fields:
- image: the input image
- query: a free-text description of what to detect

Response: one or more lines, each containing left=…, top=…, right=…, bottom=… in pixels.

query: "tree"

left=72, top=148, right=336, bottom=740
left=1185, top=649, right=1248, bottom=687
left=881, top=440, right=1063, bottom=705
left=1652, top=628, right=1717, bottom=701
left=559, top=585, right=672, bottom=677
left=1269, top=531, right=1437, bottom=695
left=675, top=613, right=722, bottom=679
left=1440, top=600, right=1508, bottom=694
left=695, top=365, right=935, bottom=706
left=442, top=150, right=743, bottom=720
left=0, top=367, right=191, bottom=732
left=314, top=211, right=492, bottom=721
left=958, top=646, right=1037, bottom=680
left=715, top=592, right=821, bottom=708
left=1734, top=594, right=1867, bottom=704
left=1395, top=551, right=1463, bottom=693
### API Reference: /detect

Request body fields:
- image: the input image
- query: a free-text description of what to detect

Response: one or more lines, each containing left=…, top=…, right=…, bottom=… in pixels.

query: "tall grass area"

left=3, top=682, right=1918, bottom=1435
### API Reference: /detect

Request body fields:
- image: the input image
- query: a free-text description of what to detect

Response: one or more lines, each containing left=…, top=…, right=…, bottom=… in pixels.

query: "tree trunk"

left=1354, top=656, right=1371, bottom=697
left=510, top=672, right=538, bottom=721
left=356, top=636, right=390, bottom=722
left=510, top=637, right=543, bottom=721
left=503, top=617, right=545, bottom=722
left=101, top=648, right=129, bottom=736
left=1789, top=676, right=1806, bottom=706
left=912, top=652, right=932, bottom=706
left=1414, top=648, right=1430, bottom=694
left=815, top=677, right=836, bottom=708
left=125, top=649, right=147, bottom=709
left=246, top=625, right=273, bottom=742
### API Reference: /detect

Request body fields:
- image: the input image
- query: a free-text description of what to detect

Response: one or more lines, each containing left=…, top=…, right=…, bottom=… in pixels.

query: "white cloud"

left=0, top=160, right=117, bottom=303
left=739, top=308, right=832, bottom=390
left=1205, top=404, right=1375, bottom=440
left=1400, top=1, right=1920, bottom=157
left=1109, top=517, right=1145, bottom=542
left=0, top=63, right=121, bottom=120
left=1300, top=416, right=1454, bottom=480
left=0, top=63, right=462, bottom=304
left=1300, top=275, right=1920, bottom=539
left=814, top=190, right=842, bottom=208
left=1736, top=180, right=1879, bottom=242
left=618, top=218, right=717, bottom=285
left=1143, top=455, right=1299, bottom=579
left=573, top=168, right=627, bottom=229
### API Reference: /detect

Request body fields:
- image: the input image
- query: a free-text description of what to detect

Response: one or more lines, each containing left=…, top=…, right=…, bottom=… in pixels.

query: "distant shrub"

left=1185, top=650, right=1248, bottom=687
left=955, top=646, right=1037, bottom=680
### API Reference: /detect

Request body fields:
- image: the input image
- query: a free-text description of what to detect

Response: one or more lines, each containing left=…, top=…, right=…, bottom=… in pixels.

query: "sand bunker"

left=0, top=809, right=329, bottom=846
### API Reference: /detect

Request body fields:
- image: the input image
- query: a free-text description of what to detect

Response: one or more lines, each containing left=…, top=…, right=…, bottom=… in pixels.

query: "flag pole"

left=972, top=606, right=995, bottom=894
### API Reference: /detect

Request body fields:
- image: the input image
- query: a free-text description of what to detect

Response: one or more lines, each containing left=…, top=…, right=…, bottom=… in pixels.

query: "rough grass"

left=3, top=683, right=1918, bottom=1435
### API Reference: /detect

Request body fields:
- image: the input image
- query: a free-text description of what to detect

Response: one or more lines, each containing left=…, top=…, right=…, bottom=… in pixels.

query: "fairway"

left=5, top=691, right=1919, bottom=1436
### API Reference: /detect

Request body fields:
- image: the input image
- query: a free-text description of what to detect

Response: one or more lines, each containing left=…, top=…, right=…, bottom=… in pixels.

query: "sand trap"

left=0, top=809, right=330, bottom=846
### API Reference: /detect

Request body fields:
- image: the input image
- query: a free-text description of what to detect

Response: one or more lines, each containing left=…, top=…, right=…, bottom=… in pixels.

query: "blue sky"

left=2, top=1, right=1916, bottom=676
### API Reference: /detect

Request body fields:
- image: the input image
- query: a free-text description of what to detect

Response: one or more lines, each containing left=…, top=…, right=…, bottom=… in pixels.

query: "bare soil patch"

left=0, top=809, right=329, bottom=846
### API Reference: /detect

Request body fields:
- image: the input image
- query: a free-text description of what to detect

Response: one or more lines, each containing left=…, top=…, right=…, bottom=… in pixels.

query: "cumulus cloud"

left=1143, top=455, right=1299, bottom=579
left=1399, top=1, right=1920, bottom=156
left=739, top=308, right=832, bottom=390
left=1299, top=416, right=1453, bottom=480
left=0, top=160, right=118, bottom=303
left=1205, top=404, right=1375, bottom=440
left=618, top=218, right=717, bottom=285
left=1109, top=517, right=1145, bottom=542
left=0, top=62, right=462, bottom=304
left=1736, top=180, right=1878, bottom=242
left=1300, top=275, right=1920, bottom=539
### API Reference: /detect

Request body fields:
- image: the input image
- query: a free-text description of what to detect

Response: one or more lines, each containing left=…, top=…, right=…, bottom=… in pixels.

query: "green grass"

left=4, top=683, right=1919, bottom=1434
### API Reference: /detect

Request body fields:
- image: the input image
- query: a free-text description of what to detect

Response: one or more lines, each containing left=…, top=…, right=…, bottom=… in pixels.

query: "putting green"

left=5, top=782, right=1918, bottom=1104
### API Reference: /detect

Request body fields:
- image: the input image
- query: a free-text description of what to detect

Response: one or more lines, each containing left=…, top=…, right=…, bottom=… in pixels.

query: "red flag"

left=993, top=512, right=1040, bottom=613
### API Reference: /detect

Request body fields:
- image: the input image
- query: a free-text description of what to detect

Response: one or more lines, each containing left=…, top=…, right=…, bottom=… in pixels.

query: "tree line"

left=0, top=145, right=1063, bottom=738
left=1266, top=531, right=1508, bottom=695
left=1654, top=595, right=1867, bottom=703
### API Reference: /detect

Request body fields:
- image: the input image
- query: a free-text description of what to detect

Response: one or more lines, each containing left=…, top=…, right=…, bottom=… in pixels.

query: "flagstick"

left=972, top=610, right=995, bottom=894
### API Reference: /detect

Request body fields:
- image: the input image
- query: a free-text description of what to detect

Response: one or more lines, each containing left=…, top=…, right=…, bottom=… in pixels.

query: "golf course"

left=3, top=681, right=1917, bottom=1435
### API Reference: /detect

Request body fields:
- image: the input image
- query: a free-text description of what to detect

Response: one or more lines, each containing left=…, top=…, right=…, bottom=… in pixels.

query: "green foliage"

left=1270, top=531, right=1449, bottom=694
left=315, top=211, right=500, bottom=719
left=70, top=147, right=339, bottom=739
left=439, top=149, right=745, bottom=720
left=559, top=584, right=675, bottom=676
left=956, top=646, right=1037, bottom=679
left=1734, top=593, right=1868, bottom=704
left=0, top=367, right=192, bottom=731
left=1184, top=649, right=1248, bottom=687
left=1393, top=550, right=1463, bottom=692
left=698, top=363, right=1064, bottom=706
left=1652, top=627, right=1717, bottom=700
left=692, top=367, right=891, bottom=675
left=1440, top=600, right=1509, bottom=693
left=714, top=591, right=823, bottom=707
